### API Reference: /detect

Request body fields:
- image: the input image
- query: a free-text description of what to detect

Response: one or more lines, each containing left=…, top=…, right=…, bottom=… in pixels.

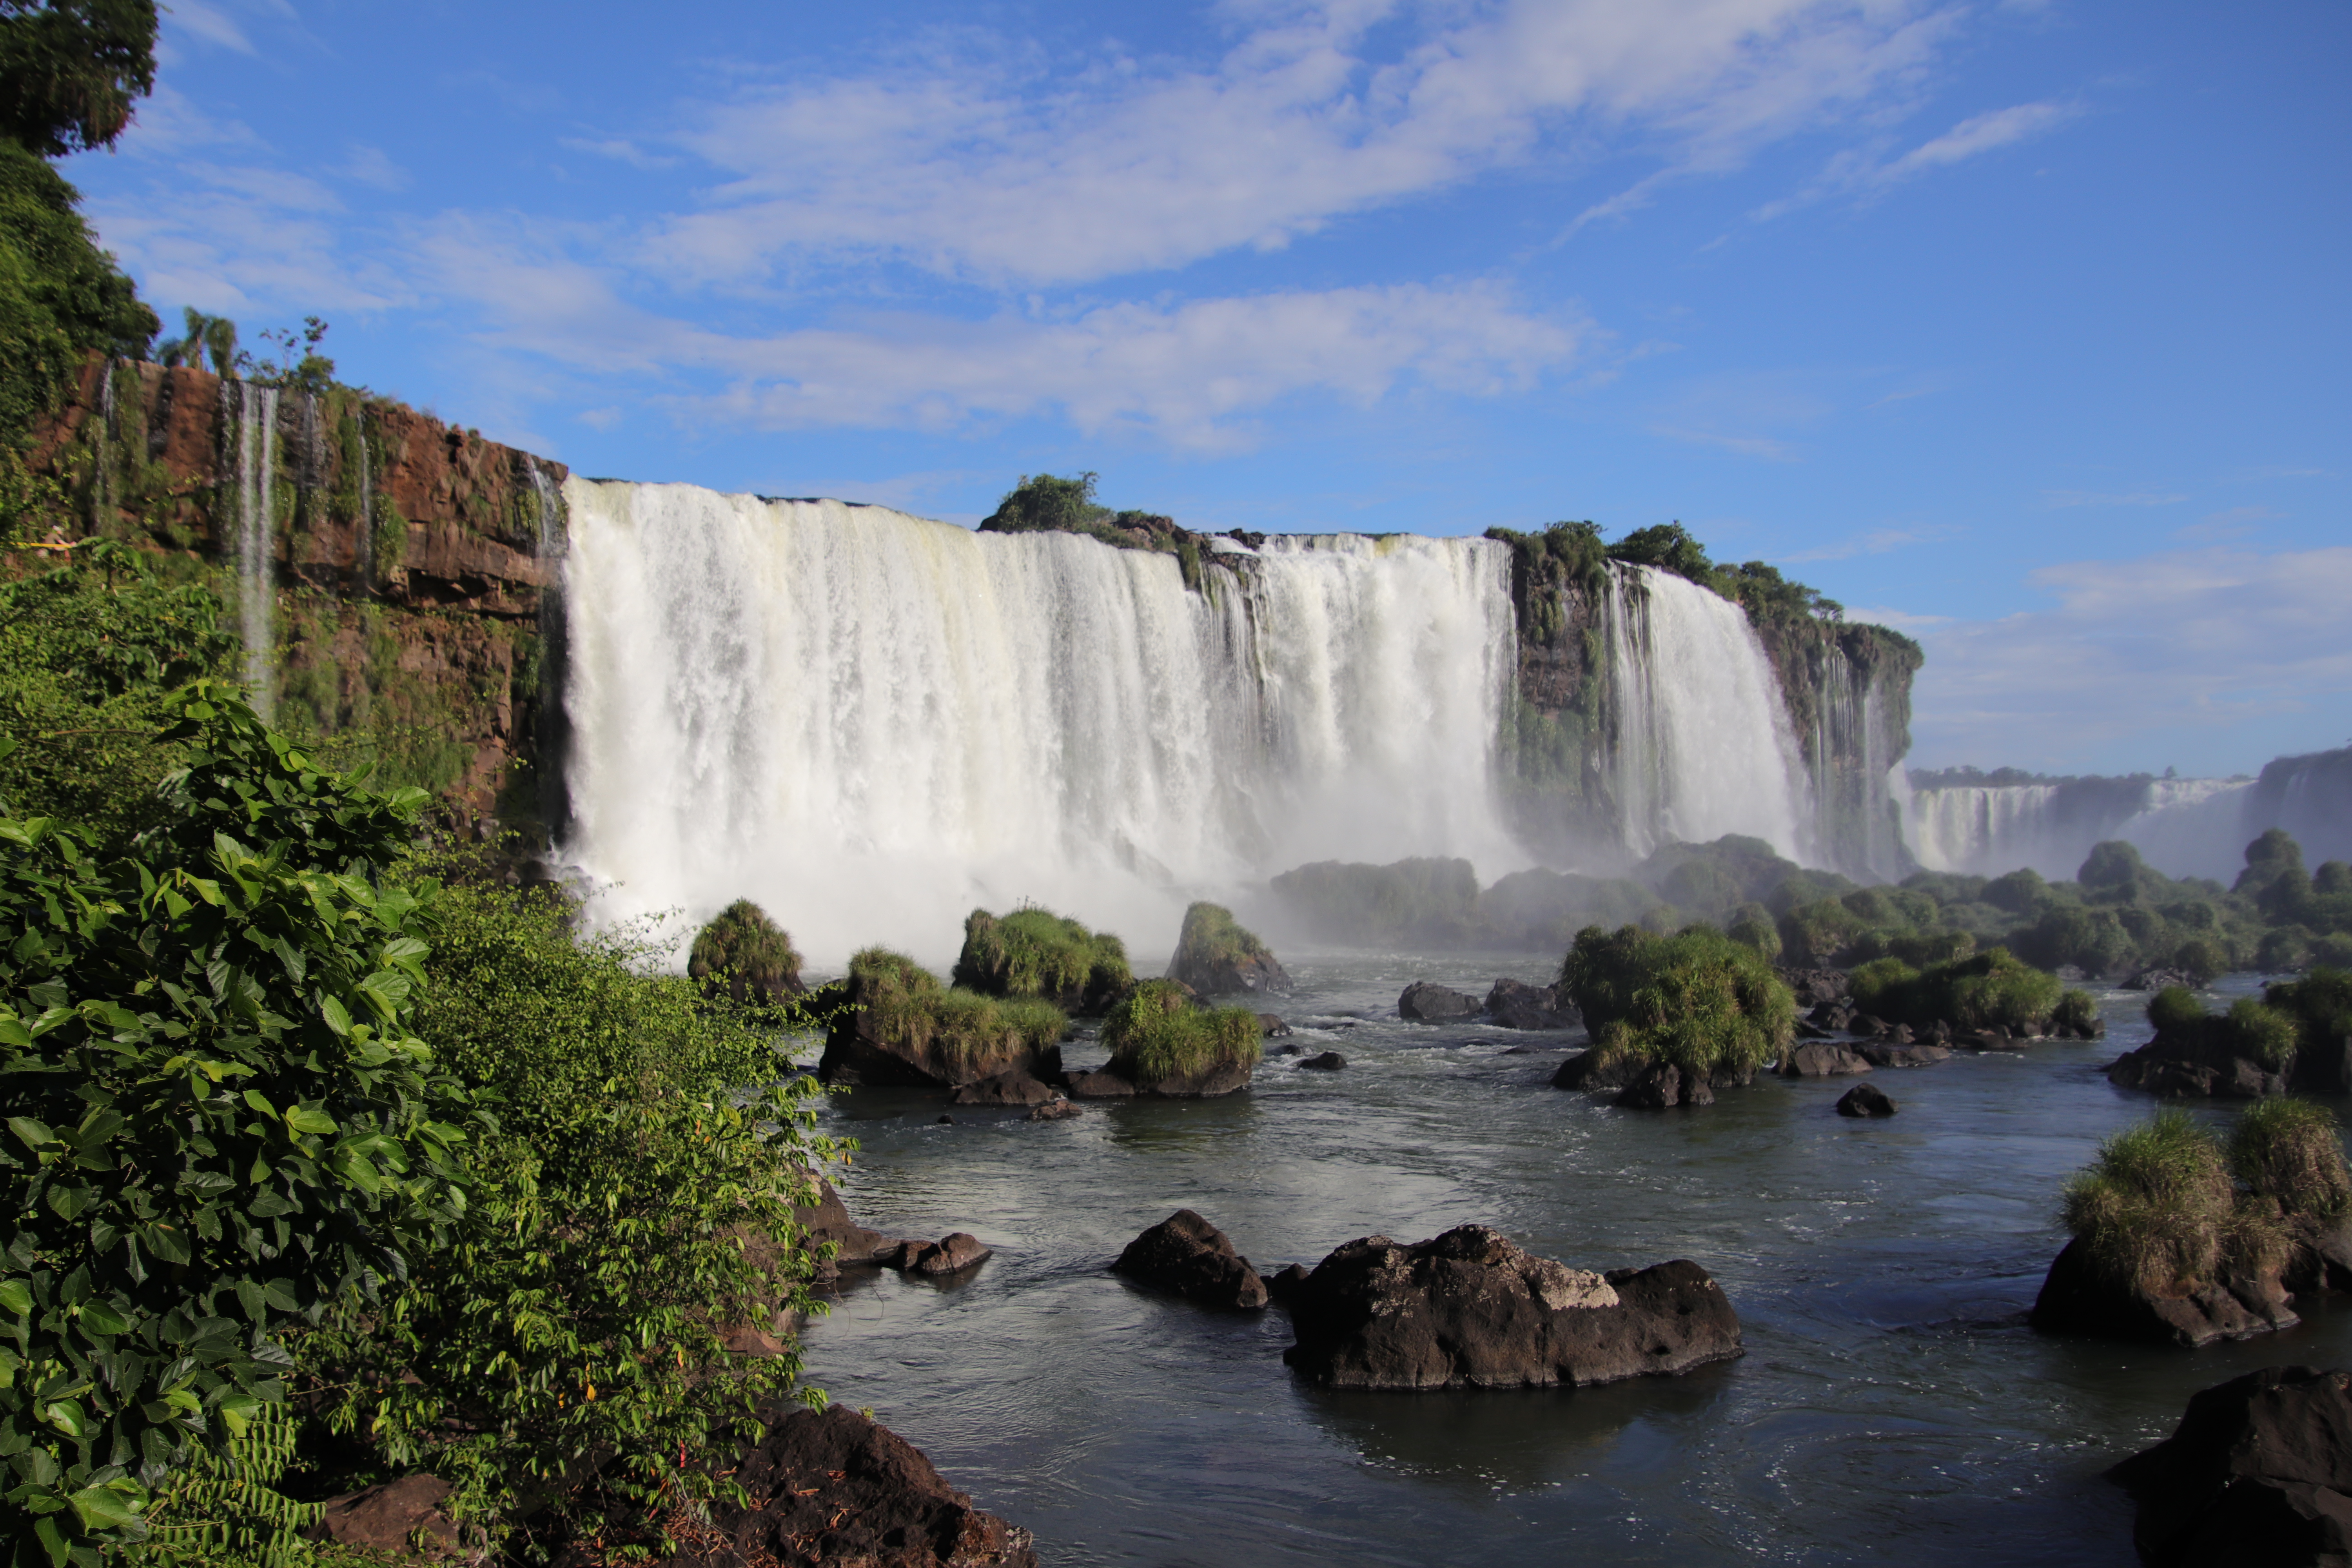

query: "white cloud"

left=167, top=1, right=256, bottom=54
left=1753, top=96, right=2078, bottom=219
left=1781, top=523, right=1962, bottom=561
left=1651, top=425, right=1796, bottom=461
left=2039, top=487, right=2187, bottom=508
left=644, top=0, right=1967, bottom=288
left=1904, top=546, right=2352, bottom=767
left=338, top=145, right=413, bottom=192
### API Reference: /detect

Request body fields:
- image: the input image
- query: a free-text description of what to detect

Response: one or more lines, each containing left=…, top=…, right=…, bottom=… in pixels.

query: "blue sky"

left=63, top=0, right=2352, bottom=779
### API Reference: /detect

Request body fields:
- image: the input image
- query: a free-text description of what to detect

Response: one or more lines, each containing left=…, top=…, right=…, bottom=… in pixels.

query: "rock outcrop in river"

left=2108, top=1365, right=2352, bottom=1568
left=1281, top=1225, right=1742, bottom=1388
left=1113, top=1210, right=1270, bottom=1310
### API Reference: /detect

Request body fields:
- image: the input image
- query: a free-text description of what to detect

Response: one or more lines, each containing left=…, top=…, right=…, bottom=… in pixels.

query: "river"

left=801, top=959, right=2347, bottom=1566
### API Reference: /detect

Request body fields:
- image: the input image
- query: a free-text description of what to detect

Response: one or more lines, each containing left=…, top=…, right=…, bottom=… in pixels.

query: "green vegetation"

left=0, top=686, right=840, bottom=1564
left=1100, top=979, right=1261, bottom=1085
left=849, top=947, right=1066, bottom=1071
left=0, top=2, right=158, bottom=158
left=1846, top=946, right=2087, bottom=1034
left=1171, top=901, right=1275, bottom=974
left=0, top=135, right=154, bottom=455
left=1268, top=857, right=1484, bottom=948
left=2060, top=1110, right=2274, bottom=1292
left=1557, top=923, right=1797, bottom=1083
left=689, top=897, right=804, bottom=1004
left=2144, top=981, right=2329, bottom=1071
left=952, top=905, right=1131, bottom=1012
left=2230, top=1097, right=2352, bottom=1220
left=977, top=472, right=1208, bottom=590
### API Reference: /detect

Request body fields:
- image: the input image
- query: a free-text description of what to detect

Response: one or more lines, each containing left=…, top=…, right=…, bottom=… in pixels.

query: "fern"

left=141, top=1400, right=325, bottom=1568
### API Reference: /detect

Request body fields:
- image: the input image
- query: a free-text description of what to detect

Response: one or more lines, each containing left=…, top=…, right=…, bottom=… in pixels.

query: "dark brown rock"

left=2109, top=1036, right=2289, bottom=1099
left=657, top=1403, right=1038, bottom=1567
left=1836, top=1083, right=1897, bottom=1117
left=1856, top=1042, right=1951, bottom=1069
left=1025, top=1097, right=1082, bottom=1122
left=1781, top=1043, right=1873, bottom=1078
left=949, top=1070, right=1058, bottom=1106
left=2031, top=1236, right=2299, bottom=1348
left=788, top=1175, right=907, bottom=1278
left=1063, top=1067, right=1137, bottom=1098
left=1552, top=1048, right=1644, bottom=1093
left=1264, top=1262, right=1311, bottom=1306
left=1614, top=1062, right=1712, bottom=1109
left=818, top=968, right=1063, bottom=1089
left=2109, top=1365, right=2352, bottom=1568
left=1777, top=967, right=1851, bottom=1009
left=1256, top=1013, right=1292, bottom=1037
left=1298, top=1050, right=1347, bottom=1071
left=1399, top=980, right=1480, bottom=1022
left=891, top=1232, right=993, bottom=1277
left=1112, top=1209, right=1269, bottom=1310
left=307, top=1474, right=472, bottom=1560
left=1282, top=1226, right=1741, bottom=1389
left=1484, top=978, right=1581, bottom=1031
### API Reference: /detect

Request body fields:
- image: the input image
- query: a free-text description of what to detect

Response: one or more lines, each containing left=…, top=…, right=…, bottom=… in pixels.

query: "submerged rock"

left=889, top=1232, right=993, bottom=1277
left=1615, top=1062, right=1712, bottom=1109
left=1282, top=1226, right=1740, bottom=1389
left=657, top=1403, right=1039, bottom=1568
left=2107, top=1037, right=2289, bottom=1099
left=1551, top=1048, right=1644, bottom=1094
left=1857, top=1042, right=1950, bottom=1069
left=1780, top=1043, right=1874, bottom=1078
left=1484, top=978, right=1581, bottom=1031
left=1257, top=1013, right=1292, bottom=1037
left=950, top=1070, right=1060, bottom=1106
left=1298, top=1050, right=1347, bottom=1071
left=1399, top=980, right=1479, bottom=1022
left=1836, top=1083, right=1897, bottom=1117
left=1113, top=1209, right=1269, bottom=1310
left=2123, top=967, right=2201, bottom=993
left=1026, top=1097, right=1082, bottom=1122
left=2109, top=1365, right=2352, bottom=1568
left=2030, top=1236, right=2298, bottom=1348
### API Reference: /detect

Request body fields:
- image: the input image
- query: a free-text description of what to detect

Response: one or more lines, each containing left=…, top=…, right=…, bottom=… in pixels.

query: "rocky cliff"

left=27, top=354, right=560, bottom=832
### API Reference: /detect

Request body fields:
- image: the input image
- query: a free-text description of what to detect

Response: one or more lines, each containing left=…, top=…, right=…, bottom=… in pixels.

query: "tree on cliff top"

left=0, top=0, right=157, bottom=156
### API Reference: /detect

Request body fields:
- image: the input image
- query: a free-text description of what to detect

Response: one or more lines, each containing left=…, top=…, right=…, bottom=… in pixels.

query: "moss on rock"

left=1100, top=979, right=1261, bottom=1091
left=1167, top=901, right=1291, bottom=996
left=818, top=947, right=1067, bottom=1087
left=952, top=906, right=1132, bottom=1013
left=1556, top=923, right=1796, bottom=1087
left=688, top=898, right=804, bottom=1005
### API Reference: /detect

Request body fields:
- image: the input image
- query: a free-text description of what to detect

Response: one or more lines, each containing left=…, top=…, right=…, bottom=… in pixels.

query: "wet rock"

left=936, top=1114, right=955, bottom=1125
left=1857, top=1042, right=1951, bottom=1069
left=2108, top=1038, right=2290, bottom=1099
left=1025, top=1097, right=1082, bottom=1122
left=1811, top=1000, right=1859, bottom=1032
left=1257, top=1013, right=1292, bottom=1037
left=818, top=963, right=1064, bottom=1089
left=1551, top=1048, right=1644, bottom=1094
left=1484, top=978, right=1581, bottom=1030
left=1781, top=1043, right=1873, bottom=1078
left=1063, top=1068, right=1138, bottom=1098
left=2109, top=1365, right=2352, bottom=1568
left=1836, top=1083, right=1897, bottom=1117
left=1282, top=1225, right=1741, bottom=1389
left=307, top=1474, right=472, bottom=1561
left=656, top=1403, right=1038, bottom=1568
left=892, top=1232, right=993, bottom=1277
left=2125, top=967, right=2200, bottom=993
left=950, top=1070, right=1058, bottom=1106
left=1399, top=981, right=1480, bottom=1022
left=2031, top=1236, right=2298, bottom=1348
left=1264, top=1263, right=1311, bottom=1307
left=1298, top=1051, right=1348, bottom=1071
left=787, top=1175, right=907, bottom=1278
left=1777, top=967, right=1851, bottom=1009
left=1614, top=1062, right=1712, bottom=1109
left=1113, top=1209, right=1269, bottom=1310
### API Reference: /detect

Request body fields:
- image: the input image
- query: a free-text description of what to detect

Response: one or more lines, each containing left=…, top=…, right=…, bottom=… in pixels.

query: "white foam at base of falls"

left=558, top=482, right=1523, bottom=967
left=1602, top=563, right=1816, bottom=866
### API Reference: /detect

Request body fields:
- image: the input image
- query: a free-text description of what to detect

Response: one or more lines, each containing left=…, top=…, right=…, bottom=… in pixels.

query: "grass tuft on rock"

left=1557, top=923, right=1795, bottom=1083
left=1101, top=979, right=1261, bottom=1084
left=849, top=947, right=1066, bottom=1071
left=2143, top=986, right=2302, bottom=1070
left=1848, top=946, right=2080, bottom=1034
left=2060, top=1111, right=2268, bottom=1291
left=2230, top=1098, right=2352, bottom=1220
left=953, top=905, right=1132, bottom=1011
left=687, top=898, right=804, bottom=1004
left=1172, top=901, right=1275, bottom=971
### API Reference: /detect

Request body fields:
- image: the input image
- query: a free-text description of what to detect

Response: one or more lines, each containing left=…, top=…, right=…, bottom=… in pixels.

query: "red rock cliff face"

left=29, top=354, right=568, bottom=829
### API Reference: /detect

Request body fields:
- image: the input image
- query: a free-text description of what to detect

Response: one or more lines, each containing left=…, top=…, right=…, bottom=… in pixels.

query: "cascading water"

left=229, top=382, right=280, bottom=714
left=559, top=482, right=1522, bottom=964
left=352, top=419, right=372, bottom=590
left=1904, top=773, right=2267, bottom=882
left=1600, top=563, right=1815, bottom=865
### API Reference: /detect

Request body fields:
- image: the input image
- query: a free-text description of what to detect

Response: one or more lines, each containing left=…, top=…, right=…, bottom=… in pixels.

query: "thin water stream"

left=801, top=962, right=2348, bottom=1566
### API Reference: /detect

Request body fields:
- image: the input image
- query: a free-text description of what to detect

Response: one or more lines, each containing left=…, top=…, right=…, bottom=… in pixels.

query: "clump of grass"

left=2145, top=985, right=2303, bottom=1069
left=688, top=897, right=804, bottom=1004
left=2061, top=1109, right=2285, bottom=1291
left=1172, top=901, right=1274, bottom=971
left=1558, top=923, right=1795, bottom=1082
left=1848, top=946, right=2079, bottom=1034
left=849, top=947, right=1066, bottom=1071
left=2230, top=1098, right=2352, bottom=1220
left=2052, top=989, right=2101, bottom=1034
left=1101, top=979, right=1261, bottom=1084
left=953, top=905, right=1132, bottom=1011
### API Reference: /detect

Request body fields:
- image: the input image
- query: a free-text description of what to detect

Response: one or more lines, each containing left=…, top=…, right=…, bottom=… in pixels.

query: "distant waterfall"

left=353, top=419, right=373, bottom=591
left=559, top=482, right=1521, bottom=964
left=228, top=383, right=280, bottom=714
left=1601, top=563, right=1815, bottom=866
left=1905, top=775, right=2258, bottom=882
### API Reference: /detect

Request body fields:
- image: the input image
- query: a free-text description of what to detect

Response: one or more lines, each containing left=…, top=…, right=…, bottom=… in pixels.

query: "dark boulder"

left=1298, top=1051, right=1347, bottom=1071
left=817, top=964, right=1063, bottom=1089
left=2294, top=1036, right=2352, bottom=1096
left=2109, top=1037, right=2289, bottom=1100
left=889, top=1232, right=993, bottom=1278
left=1026, top=1097, right=1082, bottom=1122
left=1552, top=1048, right=1644, bottom=1093
left=1112, top=1209, right=1269, bottom=1310
left=1780, top=1043, right=1873, bottom=1078
left=1811, top=1000, right=1859, bottom=1033
left=307, top=1475, right=472, bottom=1561
left=787, top=1175, right=908, bottom=1279
left=1777, top=967, right=1851, bottom=1009
left=1857, top=1042, right=1950, bottom=1069
left=2031, top=1236, right=2298, bottom=1348
left=950, top=1070, right=1058, bottom=1107
left=1836, top=1083, right=1897, bottom=1117
left=1614, top=1062, right=1712, bottom=1109
left=1484, top=978, right=1581, bottom=1031
left=1167, top=902, right=1294, bottom=997
left=655, top=1403, right=1038, bottom=1567
left=1264, top=1263, right=1311, bottom=1306
left=1399, top=980, right=1480, bottom=1022
left=1282, top=1226, right=1742, bottom=1389
left=1257, top=1013, right=1292, bottom=1038
left=1064, top=1068, right=1137, bottom=1099
left=2125, top=967, right=2201, bottom=993
left=2109, top=1365, right=2352, bottom=1568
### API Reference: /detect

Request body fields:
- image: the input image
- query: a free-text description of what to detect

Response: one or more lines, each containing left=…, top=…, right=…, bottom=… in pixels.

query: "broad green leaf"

left=242, top=1089, right=278, bottom=1119
left=66, top=1479, right=144, bottom=1531
left=318, top=993, right=353, bottom=1036
left=285, top=1105, right=338, bottom=1137
left=43, top=1398, right=86, bottom=1439
left=8, top=1115, right=55, bottom=1151
left=0, top=1279, right=30, bottom=1316
left=75, top=1299, right=129, bottom=1336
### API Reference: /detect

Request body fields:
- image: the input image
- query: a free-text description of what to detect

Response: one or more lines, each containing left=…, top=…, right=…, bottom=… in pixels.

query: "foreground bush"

left=1100, top=980, right=1261, bottom=1084
left=2229, top=1098, right=2352, bottom=1219
left=688, top=897, right=805, bottom=1004
left=1847, top=946, right=2084, bottom=1034
left=2142, top=987, right=2303, bottom=1070
left=2060, top=1111, right=2273, bottom=1292
left=952, top=906, right=1130, bottom=1013
left=0, top=687, right=478, bottom=1566
left=848, top=947, right=1066, bottom=1073
left=1557, top=924, right=1795, bottom=1083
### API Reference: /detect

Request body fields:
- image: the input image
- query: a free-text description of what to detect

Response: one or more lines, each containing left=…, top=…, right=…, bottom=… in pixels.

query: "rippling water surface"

left=799, top=958, right=2349, bottom=1566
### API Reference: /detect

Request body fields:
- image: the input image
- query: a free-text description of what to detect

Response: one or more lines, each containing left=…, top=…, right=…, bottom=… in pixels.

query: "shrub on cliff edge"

left=2229, top=1098, right=2352, bottom=1220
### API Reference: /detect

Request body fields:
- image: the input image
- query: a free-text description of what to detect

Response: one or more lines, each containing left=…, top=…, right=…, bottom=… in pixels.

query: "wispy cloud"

left=1754, top=97, right=2079, bottom=219
left=1650, top=426, right=1796, bottom=461
left=2038, top=487, right=2187, bottom=508
left=559, top=137, right=678, bottom=171
left=337, top=145, right=412, bottom=192
left=1782, top=523, right=1962, bottom=561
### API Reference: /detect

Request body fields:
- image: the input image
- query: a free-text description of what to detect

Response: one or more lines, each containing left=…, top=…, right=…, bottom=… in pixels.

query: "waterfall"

left=1905, top=774, right=2259, bottom=882
left=1601, top=563, right=1815, bottom=866
left=558, top=482, right=1521, bottom=965
left=2116, top=779, right=2254, bottom=882
left=230, top=382, right=280, bottom=714
left=353, top=418, right=372, bottom=591
left=1805, top=639, right=1911, bottom=882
